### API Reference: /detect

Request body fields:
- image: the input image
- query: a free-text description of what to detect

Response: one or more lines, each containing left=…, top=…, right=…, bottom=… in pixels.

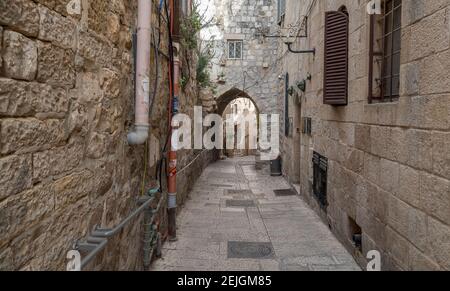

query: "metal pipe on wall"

left=91, top=196, right=156, bottom=238
left=167, top=41, right=180, bottom=242
left=76, top=192, right=163, bottom=270
left=128, top=0, right=152, bottom=145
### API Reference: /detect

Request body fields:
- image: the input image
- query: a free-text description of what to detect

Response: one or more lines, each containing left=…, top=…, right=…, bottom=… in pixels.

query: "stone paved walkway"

left=153, top=157, right=361, bottom=271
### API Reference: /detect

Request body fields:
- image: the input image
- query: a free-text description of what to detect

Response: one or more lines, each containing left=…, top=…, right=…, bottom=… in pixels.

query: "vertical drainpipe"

left=128, top=0, right=152, bottom=145
left=168, top=42, right=180, bottom=242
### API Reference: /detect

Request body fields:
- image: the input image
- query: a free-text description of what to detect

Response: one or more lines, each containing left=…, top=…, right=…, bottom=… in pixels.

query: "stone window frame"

left=368, top=0, right=402, bottom=103
left=227, top=40, right=243, bottom=60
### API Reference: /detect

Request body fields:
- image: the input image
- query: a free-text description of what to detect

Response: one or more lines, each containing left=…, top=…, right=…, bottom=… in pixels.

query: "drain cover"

left=274, top=189, right=297, bottom=196
left=226, top=200, right=256, bottom=207
left=227, top=242, right=275, bottom=259
left=227, top=190, right=253, bottom=195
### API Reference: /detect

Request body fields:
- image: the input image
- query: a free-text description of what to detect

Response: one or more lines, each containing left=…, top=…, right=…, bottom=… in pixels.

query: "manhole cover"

left=226, top=200, right=256, bottom=207
left=227, top=190, right=253, bottom=195
left=274, top=189, right=297, bottom=196
left=227, top=242, right=275, bottom=259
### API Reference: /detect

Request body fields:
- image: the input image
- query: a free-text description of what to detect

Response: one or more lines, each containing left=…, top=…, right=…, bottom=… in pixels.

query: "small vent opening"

left=348, top=217, right=362, bottom=252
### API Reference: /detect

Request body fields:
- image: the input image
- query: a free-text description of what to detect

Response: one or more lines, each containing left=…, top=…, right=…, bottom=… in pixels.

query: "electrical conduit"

left=167, top=42, right=180, bottom=241
left=166, top=0, right=178, bottom=241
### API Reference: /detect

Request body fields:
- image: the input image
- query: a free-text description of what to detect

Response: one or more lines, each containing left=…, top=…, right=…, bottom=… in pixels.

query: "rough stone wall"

left=279, top=0, right=450, bottom=270
left=203, top=0, right=281, bottom=115
left=0, top=0, right=215, bottom=271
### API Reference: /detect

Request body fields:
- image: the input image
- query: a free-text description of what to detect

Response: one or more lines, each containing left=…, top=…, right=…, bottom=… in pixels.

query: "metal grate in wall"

left=274, top=189, right=297, bottom=197
left=313, top=152, right=328, bottom=209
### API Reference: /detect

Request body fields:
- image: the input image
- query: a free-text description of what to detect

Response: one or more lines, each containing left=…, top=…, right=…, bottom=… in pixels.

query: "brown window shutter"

left=324, top=11, right=349, bottom=106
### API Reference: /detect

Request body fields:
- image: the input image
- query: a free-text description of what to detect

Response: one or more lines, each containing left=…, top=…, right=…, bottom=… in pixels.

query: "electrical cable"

left=154, top=0, right=174, bottom=193
left=149, top=30, right=160, bottom=122
left=306, top=0, right=317, bottom=18
left=150, top=1, right=165, bottom=191
left=141, top=2, right=164, bottom=197
left=216, top=49, right=289, bottom=104
left=152, top=0, right=171, bottom=191
left=141, top=140, right=148, bottom=196
left=165, top=0, right=174, bottom=152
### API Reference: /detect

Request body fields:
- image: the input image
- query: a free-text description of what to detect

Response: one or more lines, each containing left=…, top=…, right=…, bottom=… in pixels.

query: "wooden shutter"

left=324, top=11, right=349, bottom=106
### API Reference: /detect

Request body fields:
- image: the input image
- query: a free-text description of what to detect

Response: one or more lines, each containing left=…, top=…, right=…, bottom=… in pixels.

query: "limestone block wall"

left=279, top=0, right=450, bottom=270
left=204, top=0, right=281, bottom=115
left=0, top=0, right=215, bottom=270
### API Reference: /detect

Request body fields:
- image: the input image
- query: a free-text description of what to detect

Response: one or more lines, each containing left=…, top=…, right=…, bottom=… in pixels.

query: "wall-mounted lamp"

left=287, top=86, right=295, bottom=96
left=296, top=80, right=306, bottom=92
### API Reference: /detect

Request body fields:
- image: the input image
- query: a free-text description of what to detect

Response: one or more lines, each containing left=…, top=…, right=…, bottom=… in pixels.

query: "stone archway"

left=216, top=87, right=260, bottom=116
left=216, top=88, right=260, bottom=158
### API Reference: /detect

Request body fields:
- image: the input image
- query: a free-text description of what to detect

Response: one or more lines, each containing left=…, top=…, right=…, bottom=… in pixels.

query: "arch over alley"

left=216, top=87, right=261, bottom=117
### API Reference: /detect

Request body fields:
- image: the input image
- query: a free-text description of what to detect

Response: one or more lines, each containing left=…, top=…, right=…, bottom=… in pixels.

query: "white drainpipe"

left=128, top=0, right=152, bottom=145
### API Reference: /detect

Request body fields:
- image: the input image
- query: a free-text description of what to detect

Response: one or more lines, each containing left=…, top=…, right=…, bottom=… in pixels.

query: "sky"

left=198, top=0, right=220, bottom=40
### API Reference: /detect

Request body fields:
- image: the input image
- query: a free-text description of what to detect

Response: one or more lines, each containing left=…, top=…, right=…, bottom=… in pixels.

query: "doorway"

left=292, top=96, right=302, bottom=190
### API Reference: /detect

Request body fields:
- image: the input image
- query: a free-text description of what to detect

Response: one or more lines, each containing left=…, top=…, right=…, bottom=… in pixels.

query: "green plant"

left=296, top=80, right=306, bottom=92
left=196, top=52, right=212, bottom=88
left=180, top=0, right=217, bottom=90
left=180, top=75, right=188, bottom=90
left=180, top=2, right=203, bottom=50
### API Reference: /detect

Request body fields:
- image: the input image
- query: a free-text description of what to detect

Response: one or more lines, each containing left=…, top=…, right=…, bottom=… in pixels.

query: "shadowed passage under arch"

left=216, top=88, right=260, bottom=116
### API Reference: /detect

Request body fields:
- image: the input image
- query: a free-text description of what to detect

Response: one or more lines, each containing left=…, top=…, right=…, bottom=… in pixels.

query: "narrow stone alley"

left=2, top=0, right=449, bottom=273
left=153, top=157, right=360, bottom=271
